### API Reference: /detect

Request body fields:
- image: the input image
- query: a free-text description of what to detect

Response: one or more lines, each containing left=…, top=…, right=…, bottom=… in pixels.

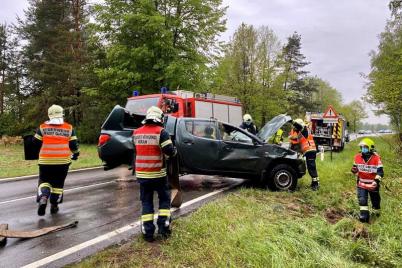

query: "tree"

left=211, top=24, right=287, bottom=126
left=93, top=0, right=227, bottom=99
left=281, top=32, right=317, bottom=117
left=17, top=0, right=91, bottom=129
left=367, top=1, right=402, bottom=140
left=340, top=100, right=367, bottom=133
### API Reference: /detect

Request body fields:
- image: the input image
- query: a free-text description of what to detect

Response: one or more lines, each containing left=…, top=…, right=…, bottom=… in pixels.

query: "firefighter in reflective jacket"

left=351, top=138, right=384, bottom=223
left=133, top=106, right=177, bottom=242
left=290, top=118, right=319, bottom=190
left=33, top=105, right=79, bottom=216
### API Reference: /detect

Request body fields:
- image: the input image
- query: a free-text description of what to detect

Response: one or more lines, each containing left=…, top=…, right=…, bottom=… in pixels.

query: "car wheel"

left=266, top=164, right=297, bottom=191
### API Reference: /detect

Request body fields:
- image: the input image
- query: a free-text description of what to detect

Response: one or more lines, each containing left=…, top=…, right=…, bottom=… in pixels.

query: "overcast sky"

left=0, top=0, right=391, bottom=124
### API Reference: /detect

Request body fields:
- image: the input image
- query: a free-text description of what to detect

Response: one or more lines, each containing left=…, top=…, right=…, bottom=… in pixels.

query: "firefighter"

left=133, top=106, right=177, bottom=242
left=269, top=128, right=284, bottom=145
left=290, top=118, right=319, bottom=190
left=240, top=114, right=258, bottom=135
left=351, top=138, right=383, bottom=223
left=33, top=105, right=79, bottom=216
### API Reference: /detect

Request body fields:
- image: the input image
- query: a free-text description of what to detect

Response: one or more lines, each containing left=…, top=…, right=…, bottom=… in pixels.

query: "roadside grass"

left=66, top=136, right=402, bottom=267
left=0, top=144, right=101, bottom=178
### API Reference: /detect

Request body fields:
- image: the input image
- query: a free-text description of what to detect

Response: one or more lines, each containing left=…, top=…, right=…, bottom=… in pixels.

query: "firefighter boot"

left=311, top=178, right=320, bottom=191
left=37, top=197, right=48, bottom=216
left=143, top=234, right=155, bottom=243
left=359, top=210, right=370, bottom=223
left=50, top=204, right=59, bottom=214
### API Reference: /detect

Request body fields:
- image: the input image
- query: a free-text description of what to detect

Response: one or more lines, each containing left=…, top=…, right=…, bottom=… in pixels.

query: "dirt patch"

left=324, top=208, right=346, bottom=224
left=351, top=224, right=370, bottom=240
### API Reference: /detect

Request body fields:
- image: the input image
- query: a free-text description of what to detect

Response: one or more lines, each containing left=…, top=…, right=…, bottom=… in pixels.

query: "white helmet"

left=243, top=114, right=252, bottom=122
left=47, top=105, right=64, bottom=125
left=293, top=118, right=305, bottom=129
left=145, top=106, right=164, bottom=123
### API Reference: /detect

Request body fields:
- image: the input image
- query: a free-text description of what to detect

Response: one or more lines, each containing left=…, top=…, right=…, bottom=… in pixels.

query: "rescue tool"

left=0, top=221, right=78, bottom=247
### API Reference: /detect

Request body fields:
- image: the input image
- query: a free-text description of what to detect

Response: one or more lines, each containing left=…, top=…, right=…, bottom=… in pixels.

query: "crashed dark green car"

left=98, top=107, right=306, bottom=191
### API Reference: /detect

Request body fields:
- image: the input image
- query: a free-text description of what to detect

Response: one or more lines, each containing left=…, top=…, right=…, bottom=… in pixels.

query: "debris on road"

left=0, top=221, right=78, bottom=246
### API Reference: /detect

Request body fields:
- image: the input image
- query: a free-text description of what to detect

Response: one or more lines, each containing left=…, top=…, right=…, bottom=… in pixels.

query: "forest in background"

left=0, top=0, right=399, bottom=143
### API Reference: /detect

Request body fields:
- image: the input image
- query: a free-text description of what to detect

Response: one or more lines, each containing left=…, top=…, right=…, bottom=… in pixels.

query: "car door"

left=216, top=122, right=263, bottom=176
left=175, top=118, right=220, bottom=174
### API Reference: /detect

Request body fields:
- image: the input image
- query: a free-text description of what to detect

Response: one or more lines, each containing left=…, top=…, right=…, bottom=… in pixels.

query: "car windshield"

left=125, top=97, right=160, bottom=115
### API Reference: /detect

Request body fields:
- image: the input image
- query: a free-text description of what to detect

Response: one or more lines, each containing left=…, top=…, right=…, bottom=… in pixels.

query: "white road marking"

left=0, top=181, right=114, bottom=206
left=0, top=166, right=103, bottom=183
left=21, top=181, right=243, bottom=268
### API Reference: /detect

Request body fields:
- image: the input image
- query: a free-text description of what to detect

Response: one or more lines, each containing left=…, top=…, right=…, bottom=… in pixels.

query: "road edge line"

left=0, top=166, right=103, bottom=183
left=21, top=181, right=243, bottom=268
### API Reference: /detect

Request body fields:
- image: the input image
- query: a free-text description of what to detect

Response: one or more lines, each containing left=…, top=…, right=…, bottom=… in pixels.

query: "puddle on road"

left=110, top=167, right=243, bottom=191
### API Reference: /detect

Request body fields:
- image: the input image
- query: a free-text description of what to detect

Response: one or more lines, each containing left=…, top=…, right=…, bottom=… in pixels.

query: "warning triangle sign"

left=323, top=105, right=338, bottom=118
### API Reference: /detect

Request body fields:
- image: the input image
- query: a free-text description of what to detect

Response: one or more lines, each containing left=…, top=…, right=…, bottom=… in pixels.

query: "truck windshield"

left=125, top=97, right=160, bottom=115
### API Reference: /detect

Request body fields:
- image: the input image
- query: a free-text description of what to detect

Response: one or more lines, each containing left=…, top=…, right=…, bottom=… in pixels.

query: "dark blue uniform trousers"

left=139, top=177, right=171, bottom=237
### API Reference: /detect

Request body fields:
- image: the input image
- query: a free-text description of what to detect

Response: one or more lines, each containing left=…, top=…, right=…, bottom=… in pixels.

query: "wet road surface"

left=0, top=167, right=242, bottom=267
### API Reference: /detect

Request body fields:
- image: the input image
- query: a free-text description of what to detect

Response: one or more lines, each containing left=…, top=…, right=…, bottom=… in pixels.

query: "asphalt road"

left=0, top=167, right=241, bottom=267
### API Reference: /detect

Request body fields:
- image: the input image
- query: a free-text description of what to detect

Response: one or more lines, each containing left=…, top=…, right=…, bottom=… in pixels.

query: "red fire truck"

left=306, top=106, right=348, bottom=151
left=126, top=90, right=243, bottom=125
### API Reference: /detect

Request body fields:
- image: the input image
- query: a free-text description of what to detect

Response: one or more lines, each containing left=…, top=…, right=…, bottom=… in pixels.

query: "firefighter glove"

left=71, top=152, right=79, bottom=160
left=351, top=166, right=358, bottom=174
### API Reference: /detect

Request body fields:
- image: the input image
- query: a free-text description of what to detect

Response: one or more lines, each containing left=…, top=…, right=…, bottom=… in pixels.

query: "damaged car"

left=98, top=106, right=306, bottom=191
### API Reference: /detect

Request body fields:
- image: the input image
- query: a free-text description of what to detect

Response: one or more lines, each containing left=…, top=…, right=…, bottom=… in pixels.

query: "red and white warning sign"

left=323, top=105, right=338, bottom=118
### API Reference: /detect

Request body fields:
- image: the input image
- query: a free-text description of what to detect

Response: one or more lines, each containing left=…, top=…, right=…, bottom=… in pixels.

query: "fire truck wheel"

left=266, top=164, right=298, bottom=192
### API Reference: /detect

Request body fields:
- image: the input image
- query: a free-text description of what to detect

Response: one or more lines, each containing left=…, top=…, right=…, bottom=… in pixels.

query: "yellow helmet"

left=145, top=106, right=164, bottom=123
left=293, top=118, right=305, bottom=128
left=243, top=114, right=252, bottom=122
left=48, top=105, right=64, bottom=119
left=358, top=138, right=375, bottom=149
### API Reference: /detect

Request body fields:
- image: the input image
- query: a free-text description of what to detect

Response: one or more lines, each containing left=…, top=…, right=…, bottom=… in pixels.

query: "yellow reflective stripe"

left=39, top=183, right=52, bottom=189
left=360, top=206, right=369, bottom=211
left=69, top=136, right=78, bottom=141
left=39, top=158, right=72, bottom=165
left=51, top=188, right=64, bottom=194
left=159, top=209, right=171, bottom=217
left=141, top=214, right=154, bottom=222
left=34, top=133, right=43, bottom=141
left=136, top=163, right=163, bottom=168
left=161, top=139, right=172, bottom=148
left=136, top=169, right=167, bottom=178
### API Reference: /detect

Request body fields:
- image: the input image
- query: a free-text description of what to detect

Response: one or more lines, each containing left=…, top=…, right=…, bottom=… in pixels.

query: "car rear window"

left=125, top=97, right=159, bottom=115
left=185, top=121, right=218, bottom=140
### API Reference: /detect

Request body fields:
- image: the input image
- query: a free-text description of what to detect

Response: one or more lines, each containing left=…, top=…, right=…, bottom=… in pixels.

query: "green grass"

left=0, top=144, right=101, bottom=178
left=71, top=136, right=402, bottom=267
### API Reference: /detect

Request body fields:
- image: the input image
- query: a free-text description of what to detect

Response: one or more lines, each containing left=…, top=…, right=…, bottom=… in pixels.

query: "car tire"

left=266, top=164, right=298, bottom=191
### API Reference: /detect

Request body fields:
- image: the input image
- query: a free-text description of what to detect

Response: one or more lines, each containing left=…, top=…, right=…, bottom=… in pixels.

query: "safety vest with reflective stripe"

left=134, top=125, right=166, bottom=179
left=298, top=130, right=316, bottom=154
left=39, top=122, right=73, bottom=165
left=354, top=153, right=382, bottom=190
left=289, top=129, right=299, bottom=145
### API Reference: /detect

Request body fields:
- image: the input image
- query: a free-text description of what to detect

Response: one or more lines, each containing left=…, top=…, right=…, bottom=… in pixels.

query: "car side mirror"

left=346, top=121, right=350, bottom=127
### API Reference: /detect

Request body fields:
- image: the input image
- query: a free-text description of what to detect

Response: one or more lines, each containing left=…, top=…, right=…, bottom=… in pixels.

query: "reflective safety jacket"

left=354, top=153, right=383, bottom=190
left=299, top=130, right=316, bottom=154
left=35, top=122, right=77, bottom=165
left=289, top=129, right=298, bottom=144
left=134, top=125, right=172, bottom=179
